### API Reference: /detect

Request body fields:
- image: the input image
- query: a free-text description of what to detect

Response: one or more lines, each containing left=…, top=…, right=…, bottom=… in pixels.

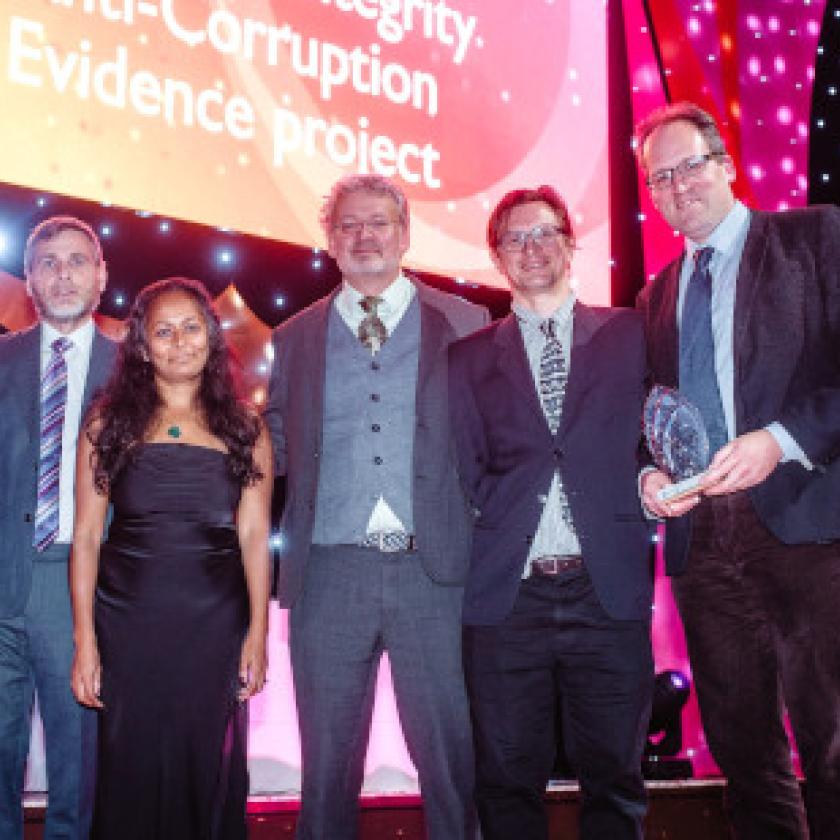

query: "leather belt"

left=529, top=554, right=584, bottom=578
left=359, top=532, right=417, bottom=553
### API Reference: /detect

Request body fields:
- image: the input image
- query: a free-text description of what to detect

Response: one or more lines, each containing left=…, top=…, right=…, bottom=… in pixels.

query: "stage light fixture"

left=643, top=670, right=693, bottom=780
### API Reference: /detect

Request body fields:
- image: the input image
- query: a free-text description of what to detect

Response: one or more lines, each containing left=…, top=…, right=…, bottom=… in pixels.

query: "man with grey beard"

left=0, top=216, right=117, bottom=839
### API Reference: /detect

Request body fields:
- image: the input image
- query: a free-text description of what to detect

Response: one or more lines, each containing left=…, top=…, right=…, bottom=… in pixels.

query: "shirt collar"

left=512, top=291, right=576, bottom=333
left=338, top=271, right=414, bottom=317
left=685, top=200, right=750, bottom=262
left=41, top=317, right=95, bottom=355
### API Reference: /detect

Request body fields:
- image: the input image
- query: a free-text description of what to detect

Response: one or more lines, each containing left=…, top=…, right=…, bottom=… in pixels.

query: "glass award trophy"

left=643, top=385, right=711, bottom=503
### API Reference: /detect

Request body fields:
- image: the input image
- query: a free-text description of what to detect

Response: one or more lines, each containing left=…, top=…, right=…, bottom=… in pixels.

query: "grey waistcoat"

left=312, top=297, right=420, bottom=544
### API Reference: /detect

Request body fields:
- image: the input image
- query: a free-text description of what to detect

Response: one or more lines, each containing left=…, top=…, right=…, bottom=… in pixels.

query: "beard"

left=30, top=285, right=97, bottom=327
left=338, top=247, right=399, bottom=279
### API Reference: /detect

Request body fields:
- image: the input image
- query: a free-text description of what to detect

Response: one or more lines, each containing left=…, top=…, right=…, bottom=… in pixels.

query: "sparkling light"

left=216, top=247, right=235, bottom=267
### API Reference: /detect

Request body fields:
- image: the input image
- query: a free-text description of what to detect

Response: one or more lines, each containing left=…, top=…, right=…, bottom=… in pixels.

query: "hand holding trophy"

left=643, top=385, right=711, bottom=504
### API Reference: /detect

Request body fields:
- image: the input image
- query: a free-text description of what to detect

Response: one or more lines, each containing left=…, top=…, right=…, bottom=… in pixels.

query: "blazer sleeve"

left=263, top=328, right=288, bottom=476
left=447, top=338, right=489, bottom=515
left=775, top=207, right=840, bottom=465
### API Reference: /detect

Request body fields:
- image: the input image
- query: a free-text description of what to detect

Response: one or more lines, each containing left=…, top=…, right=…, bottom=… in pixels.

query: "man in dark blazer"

left=448, top=186, right=654, bottom=840
left=635, top=102, right=840, bottom=840
left=0, top=216, right=116, bottom=839
left=263, top=174, right=488, bottom=839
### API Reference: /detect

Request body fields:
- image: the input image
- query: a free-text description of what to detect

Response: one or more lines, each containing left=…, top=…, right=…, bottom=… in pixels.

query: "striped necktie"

left=539, top=319, right=567, bottom=434
left=33, top=337, right=72, bottom=551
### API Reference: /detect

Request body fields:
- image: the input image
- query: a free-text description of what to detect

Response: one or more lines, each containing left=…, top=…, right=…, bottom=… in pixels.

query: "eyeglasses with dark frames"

left=646, top=153, right=722, bottom=191
left=497, top=223, right=564, bottom=253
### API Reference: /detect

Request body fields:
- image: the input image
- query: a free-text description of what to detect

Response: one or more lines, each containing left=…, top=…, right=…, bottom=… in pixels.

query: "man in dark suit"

left=635, top=102, right=840, bottom=840
left=263, top=174, right=488, bottom=839
left=0, top=216, right=116, bottom=839
left=448, top=186, right=654, bottom=840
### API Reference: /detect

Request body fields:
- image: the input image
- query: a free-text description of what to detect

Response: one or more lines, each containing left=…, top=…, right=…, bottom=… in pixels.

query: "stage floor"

left=24, top=779, right=729, bottom=838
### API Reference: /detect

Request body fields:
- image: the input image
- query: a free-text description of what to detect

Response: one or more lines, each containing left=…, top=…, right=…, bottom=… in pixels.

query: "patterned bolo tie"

left=679, top=246, right=728, bottom=454
left=539, top=319, right=567, bottom=434
left=33, top=337, right=72, bottom=551
left=359, top=295, right=388, bottom=354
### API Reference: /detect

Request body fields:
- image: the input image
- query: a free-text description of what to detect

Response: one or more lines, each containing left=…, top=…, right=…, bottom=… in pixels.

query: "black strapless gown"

left=92, top=444, right=249, bottom=840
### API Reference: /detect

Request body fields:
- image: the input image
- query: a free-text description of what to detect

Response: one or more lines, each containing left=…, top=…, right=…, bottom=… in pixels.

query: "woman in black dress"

left=70, top=277, right=272, bottom=840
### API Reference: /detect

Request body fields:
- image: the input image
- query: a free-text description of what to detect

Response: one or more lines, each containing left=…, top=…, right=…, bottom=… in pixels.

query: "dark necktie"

left=538, top=319, right=575, bottom=530
left=539, top=319, right=567, bottom=435
left=33, top=337, right=72, bottom=551
left=679, top=247, right=728, bottom=454
left=358, top=296, right=388, bottom=354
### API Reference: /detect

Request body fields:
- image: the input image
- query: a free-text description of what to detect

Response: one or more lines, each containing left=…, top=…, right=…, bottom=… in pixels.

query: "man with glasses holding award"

left=449, top=186, right=654, bottom=840
left=635, top=102, right=840, bottom=839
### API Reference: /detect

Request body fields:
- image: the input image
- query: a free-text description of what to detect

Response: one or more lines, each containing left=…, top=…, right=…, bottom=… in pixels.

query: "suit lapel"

left=493, top=314, right=546, bottom=426
left=303, top=293, right=334, bottom=436
left=415, top=283, right=455, bottom=405
left=12, top=326, right=42, bottom=450
left=82, top=329, right=114, bottom=410
left=732, top=212, right=769, bottom=367
left=651, top=259, right=682, bottom=386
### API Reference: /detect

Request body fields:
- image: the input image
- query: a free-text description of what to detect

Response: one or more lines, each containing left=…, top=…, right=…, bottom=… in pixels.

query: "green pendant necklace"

left=166, top=425, right=182, bottom=439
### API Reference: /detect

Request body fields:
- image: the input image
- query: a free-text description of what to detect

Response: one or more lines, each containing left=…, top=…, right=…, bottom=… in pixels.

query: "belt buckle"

left=361, top=531, right=415, bottom=553
left=531, top=554, right=581, bottom=578
left=365, top=531, right=401, bottom=552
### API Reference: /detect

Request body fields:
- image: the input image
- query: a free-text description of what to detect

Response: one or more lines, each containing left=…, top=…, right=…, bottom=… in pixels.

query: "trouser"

left=464, top=566, right=653, bottom=840
left=674, top=492, right=840, bottom=840
left=0, top=555, right=96, bottom=840
left=290, top=545, right=475, bottom=840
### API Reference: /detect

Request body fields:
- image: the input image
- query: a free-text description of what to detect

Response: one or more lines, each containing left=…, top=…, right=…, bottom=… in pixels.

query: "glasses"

left=32, top=253, right=96, bottom=276
left=334, top=218, right=399, bottom=237
left=497, top=223, right=564, bottom=253
left=646, top=153, right=720, bottom=191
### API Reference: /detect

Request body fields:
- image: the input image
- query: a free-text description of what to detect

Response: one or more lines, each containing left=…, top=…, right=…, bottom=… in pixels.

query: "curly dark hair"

left=87, top=276, right=263, bottom=493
